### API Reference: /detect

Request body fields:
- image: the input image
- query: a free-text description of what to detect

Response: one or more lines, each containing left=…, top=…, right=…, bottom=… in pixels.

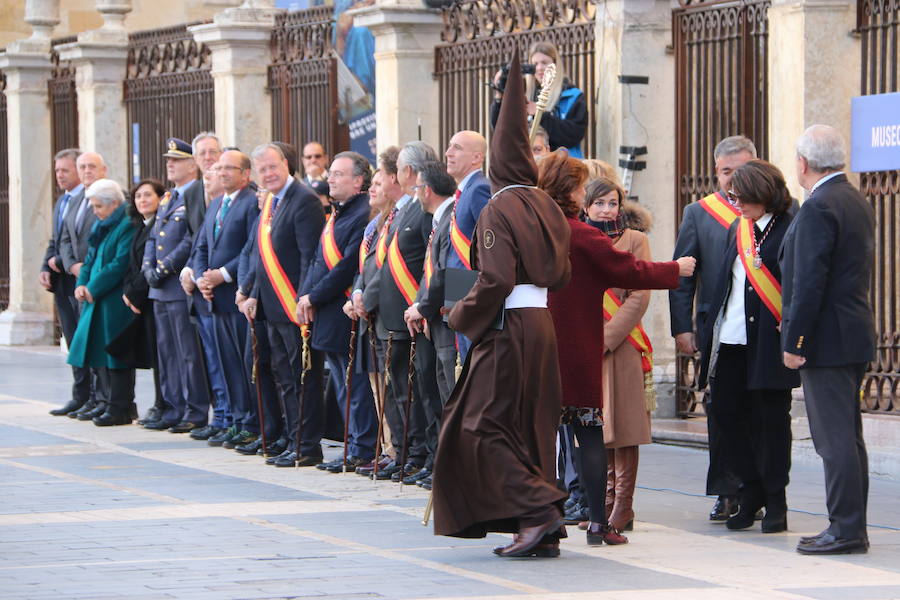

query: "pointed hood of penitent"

left=489, top=52, right=539, bottom=193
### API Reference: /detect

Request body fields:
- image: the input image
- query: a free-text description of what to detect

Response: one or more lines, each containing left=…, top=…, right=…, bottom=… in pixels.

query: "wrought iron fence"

left=124, top=23, right=215, bottom=184
left=435, top=0, right=596, bottom=160
left=0, top=72, right=7, bottom=311
left=859, top=0, right=900, bottom=414
left=268, top=7, right=346, bottom=167
left=672, top=0, right=770, bottom=416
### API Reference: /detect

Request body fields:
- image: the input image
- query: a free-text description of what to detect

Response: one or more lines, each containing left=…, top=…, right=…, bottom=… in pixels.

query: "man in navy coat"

left=245, top=143, right=326, bottom=467
left=782, top=125, right=875, bottom=555
left=298, top=152, right=377, bottom=471
left=194, top=150, right=260, bottom=447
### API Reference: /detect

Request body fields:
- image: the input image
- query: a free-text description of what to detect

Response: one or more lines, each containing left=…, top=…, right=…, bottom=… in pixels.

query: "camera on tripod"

left=489, top=61, right=537, bottom=94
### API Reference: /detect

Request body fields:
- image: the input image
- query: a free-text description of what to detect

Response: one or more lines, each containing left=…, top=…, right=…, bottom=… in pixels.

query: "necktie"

left=214, top=195, right=232, bottom=240
left=57, top=193, right=70, bottom=235
left=271, top=195, right=280, bottom=217
left=75, top=196, right=90, bottom=231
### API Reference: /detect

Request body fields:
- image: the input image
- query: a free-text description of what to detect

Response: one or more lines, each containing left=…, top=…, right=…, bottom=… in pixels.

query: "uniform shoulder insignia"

left=483, top=229, right=495, bottom=249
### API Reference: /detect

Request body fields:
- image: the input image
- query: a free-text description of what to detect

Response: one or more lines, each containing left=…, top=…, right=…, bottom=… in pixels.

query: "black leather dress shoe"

left=296, top=455, right=323, bottom=467
left=190, top=424, right=221, bottom=440
left=563, top=501, right=589, bottom=525
left=224, top=431, right=256, bottom=449
left=495, top=519, right=564, bottom=558
left=799, top=530, right=829, bottom=545
left=93, top=409, right=133, bottom=427
left=402, top=467, right=431, bottom=485
left=796, top=533, right=868, bottom=555
left=208, top=426, right=238, bottom=447
left=266, top=449, right=293, bottom=465
left=260, top=438, right=288, bottom=457
left=709, top=495, right=739, bottom=521
left=137, top=406, right=161, bottom=426
left=317, top=458, right=343, bottom=471
left=417, top=475, right=432, bottom=490
left=391, top=464, right=422, bottom=482
left=326, top=456, right=370, bottom=473
left=169, top=421, right=204, bottom=434
left=374, top=460, right=403, bottom=480
left=235, top=438, right=263, bottom=455
left=69, top=399, right=98, bottom=419
left=356, top=455, right=392, bottom=476
left=50, top=399, right=86, bottom=416
left=78, top=402, right=107, bottom=421
left=143, top=419, right=180, bottom=430
left=274, top=451, right=299, bottom=467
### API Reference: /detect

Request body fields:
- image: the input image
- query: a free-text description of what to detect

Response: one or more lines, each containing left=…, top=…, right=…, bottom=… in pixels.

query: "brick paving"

left=2, top=346, right=900, bottom=600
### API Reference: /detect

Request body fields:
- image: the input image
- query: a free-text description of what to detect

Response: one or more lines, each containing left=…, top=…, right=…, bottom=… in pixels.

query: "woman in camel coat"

left=584, top=177, right=656, bottom=533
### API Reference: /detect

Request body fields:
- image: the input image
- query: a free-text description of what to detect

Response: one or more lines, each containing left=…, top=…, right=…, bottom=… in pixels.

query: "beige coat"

left=602, top=205, right=654, bottom=448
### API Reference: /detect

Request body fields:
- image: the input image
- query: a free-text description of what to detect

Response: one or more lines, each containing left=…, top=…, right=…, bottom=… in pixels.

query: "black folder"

left=443, top=267, right=504, bottom=330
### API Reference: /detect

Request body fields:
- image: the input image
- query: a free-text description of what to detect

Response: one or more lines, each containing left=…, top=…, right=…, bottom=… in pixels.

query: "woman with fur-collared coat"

left=584, top=178, right=656, bottom=533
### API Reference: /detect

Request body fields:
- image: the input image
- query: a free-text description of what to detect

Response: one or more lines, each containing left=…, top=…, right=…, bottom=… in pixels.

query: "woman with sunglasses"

left=698, top=159, right=800, bottom=534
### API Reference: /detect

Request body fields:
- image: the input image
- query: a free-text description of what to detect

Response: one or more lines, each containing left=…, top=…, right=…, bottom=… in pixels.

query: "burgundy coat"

left=548, top=218, right=680, bottom=410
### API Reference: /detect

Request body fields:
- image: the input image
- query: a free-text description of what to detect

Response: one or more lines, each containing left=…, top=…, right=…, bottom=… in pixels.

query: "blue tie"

left=57, top=193, right=70, bottom=235
left=214, top=195, right=232, bottom=240
left=270, top=195, right=280, bottom=217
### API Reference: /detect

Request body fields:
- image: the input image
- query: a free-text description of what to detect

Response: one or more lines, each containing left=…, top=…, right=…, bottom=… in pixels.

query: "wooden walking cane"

left=375, top=331, right=394, bottom=481
left=370, top=322, right=387, bottom=482
left=249, top=317, right=268, bottom=456
left=398, top=337, right=417, bottom=488
left=342, top=319, right=359, bottom=473
left=294, top=327, right=312, bottom=467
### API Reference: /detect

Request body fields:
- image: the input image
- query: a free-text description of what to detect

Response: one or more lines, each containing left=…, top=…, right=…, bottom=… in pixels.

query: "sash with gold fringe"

left=736, top=217, right=782, bottom=322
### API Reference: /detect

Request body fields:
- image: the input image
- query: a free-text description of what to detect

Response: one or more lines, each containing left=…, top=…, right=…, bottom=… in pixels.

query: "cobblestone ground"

left=2, top=346, right=899, bottom=600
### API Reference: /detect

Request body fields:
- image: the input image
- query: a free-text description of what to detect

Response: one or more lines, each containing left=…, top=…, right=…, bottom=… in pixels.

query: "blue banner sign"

left=851, top=92, right=900, bottom=172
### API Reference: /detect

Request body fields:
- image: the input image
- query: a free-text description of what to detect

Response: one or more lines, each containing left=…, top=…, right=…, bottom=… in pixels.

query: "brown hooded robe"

left=432, top=53, right=572, bottom=538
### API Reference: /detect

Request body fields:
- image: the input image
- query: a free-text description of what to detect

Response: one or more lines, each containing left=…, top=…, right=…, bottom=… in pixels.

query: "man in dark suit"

left=44, top=149, right=89, bottom=416
left=59, top=151, right=105, bottom=420
left=298, top=151, right=377, bottom=472
left=142, top=138, right=211, bottom=432
left=301, top=141, right=329, bottom=186
left=782, top=124, right=875, bottom=555
left=404, top=161, right=457, bottom=490
left=194, top=150, right=260, bottom=448
left=669, top=135, right=756, bottom=521
left=245, top=143, right=326, bottom=467
left=362, top=141, right=437, bottom=481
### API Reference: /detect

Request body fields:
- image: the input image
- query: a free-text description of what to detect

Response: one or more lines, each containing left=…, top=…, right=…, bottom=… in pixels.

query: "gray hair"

left=54, top=148, right=80, bottom=163
left=398, top=141, right=438, bottom=175
left=333, top=151, right=372, bottom=191
left=796, top=124, right=846, bottom=172
left=85, top=178, right=124, bottom=206
left=251, top=143, right=287, bottom=162
left=714, top=135, right=758, bottom=160
left=192, top=132, right=222, bottom=155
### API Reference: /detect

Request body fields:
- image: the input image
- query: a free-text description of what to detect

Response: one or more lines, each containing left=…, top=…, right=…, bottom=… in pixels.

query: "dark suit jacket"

left=238, top=216, right=259, bottom=296
left=123, top=216, right=155, bottom=311
left=698, top=212, right=800, bottom=390
left=251, top=179, right=325, bottom=323
left=143, top=194, right=194, bottom=302
left=364, top=197, right=432, bottom=339
left=301, top=192, right=370, bottom=353
left=183, top=177, right=206, bottom=236
left=445, top=170, right=489, bottom=271
left=59, top=191, right=98, bottom=274
left=779, top=174, right=876, bottom=367
left=43, top=187, right=84, bottom=273
left=193, top=186, right=260, bottom=314
left=415, top=203, right=452, bottom=323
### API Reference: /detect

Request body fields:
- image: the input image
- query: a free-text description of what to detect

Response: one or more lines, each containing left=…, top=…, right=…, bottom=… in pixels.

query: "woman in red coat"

left=541, top=151, right=695, bottom=545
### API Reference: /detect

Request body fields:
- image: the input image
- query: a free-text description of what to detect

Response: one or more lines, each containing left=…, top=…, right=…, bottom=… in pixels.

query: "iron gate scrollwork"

left=435, top=0, right=596, bottom=162
left=858, top=0, right=900, bottom=414
left=124, top=23, right=215, bottom=184
left=268, top=8, right=347, bottom=166
left=672, top=0, right=770, bottom=416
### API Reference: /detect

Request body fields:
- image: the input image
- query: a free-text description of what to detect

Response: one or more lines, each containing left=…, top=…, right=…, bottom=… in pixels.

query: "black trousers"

left=801, top=364, right=869, bottom=540
left=382, top=335, right=428, bottom=466
left=704, top=389, right=741, bottom=497
left=414, top=334, right=443, bottom=469
left=95, top=367, right=135, bottom=412
left=267, top=320, right=324, bottom=457
left=243, top=319, right=283, bottom=440
left=708, top=344, right=792, bottom=498
left=53, top=275, right=92, bottom=405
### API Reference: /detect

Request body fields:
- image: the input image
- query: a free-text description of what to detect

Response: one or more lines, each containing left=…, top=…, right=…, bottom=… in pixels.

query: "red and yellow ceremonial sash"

left=386, top=232, right=419, bottom=306
left=698, top=191, right=740, bottom=229
left=736, top=217, right=782, bottom=322
left=320, top=213, right=351, bottom=298
left=423, top=242, right=434, bottom=288
left=358, top=234, right=371, bottom=274
left=375, top=219, right=391, bottom=268
left=449, top=210, right=472, bottom=270
left=257, top=193, right=306, bottom=332
left=603, top=290, right=653, bottom=373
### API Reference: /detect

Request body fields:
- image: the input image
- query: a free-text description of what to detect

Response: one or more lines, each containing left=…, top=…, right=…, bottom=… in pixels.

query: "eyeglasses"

left=304, top=154, right=323, bottom=159
left=411, top=184, right=426, bottom=191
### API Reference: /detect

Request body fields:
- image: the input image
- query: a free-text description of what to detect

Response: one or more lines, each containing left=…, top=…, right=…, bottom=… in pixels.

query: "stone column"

left=0, top=0, right=60, bottom=344
left=596, top=0, right=679, bottom=416
left=190, top=3, right=282, bottom=151
left=768, top=0, right=859, bottom=198
left=354, top=0, right=443, bottom=152
left=55, top=0, right=133, bottom=185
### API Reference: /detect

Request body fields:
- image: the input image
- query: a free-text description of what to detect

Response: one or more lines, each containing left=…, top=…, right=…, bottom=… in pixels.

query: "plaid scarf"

left=586, top=213, right=628, bottom=239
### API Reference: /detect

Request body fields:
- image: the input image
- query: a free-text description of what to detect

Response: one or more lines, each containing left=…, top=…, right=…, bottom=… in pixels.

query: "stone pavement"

left=1, top=346, right=900, bottom=600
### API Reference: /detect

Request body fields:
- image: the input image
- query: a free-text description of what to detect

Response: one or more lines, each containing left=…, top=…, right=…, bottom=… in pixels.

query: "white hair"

left=251, top=143, right=286, bottom=162
left=398, top=141, right=438, bottom=174
left=86, top=179, right=124, bottom=206
left=796, top=124, right=846, bottom=172
left=192, top=131, right=222, bottom=155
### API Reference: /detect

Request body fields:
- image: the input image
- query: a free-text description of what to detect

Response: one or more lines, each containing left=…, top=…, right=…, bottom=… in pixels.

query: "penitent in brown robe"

left=432, top=53, right=571, bottom=539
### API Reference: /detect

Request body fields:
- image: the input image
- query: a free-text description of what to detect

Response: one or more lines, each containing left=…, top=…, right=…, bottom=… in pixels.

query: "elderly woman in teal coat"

left=68, top=179, right=138, bottom=427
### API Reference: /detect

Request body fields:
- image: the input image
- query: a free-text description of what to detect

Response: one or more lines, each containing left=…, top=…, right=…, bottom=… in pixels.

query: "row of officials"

left=41, top=131, right=493, bottom=492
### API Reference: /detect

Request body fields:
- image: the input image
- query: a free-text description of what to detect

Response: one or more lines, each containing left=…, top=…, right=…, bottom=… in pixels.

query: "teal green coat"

left=68, top=204, right=137, bottom=369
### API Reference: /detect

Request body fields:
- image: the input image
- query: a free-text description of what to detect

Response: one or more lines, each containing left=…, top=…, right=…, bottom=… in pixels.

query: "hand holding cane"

left=342, top=319, right=359, bottom=473
left=249, top=317, right=268, bottom=456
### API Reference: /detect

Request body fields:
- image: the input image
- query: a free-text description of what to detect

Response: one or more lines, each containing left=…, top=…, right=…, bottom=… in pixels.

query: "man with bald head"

left=443, top=130, right=490, bottom=361
left=58, top=151, right=106, bottom=419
